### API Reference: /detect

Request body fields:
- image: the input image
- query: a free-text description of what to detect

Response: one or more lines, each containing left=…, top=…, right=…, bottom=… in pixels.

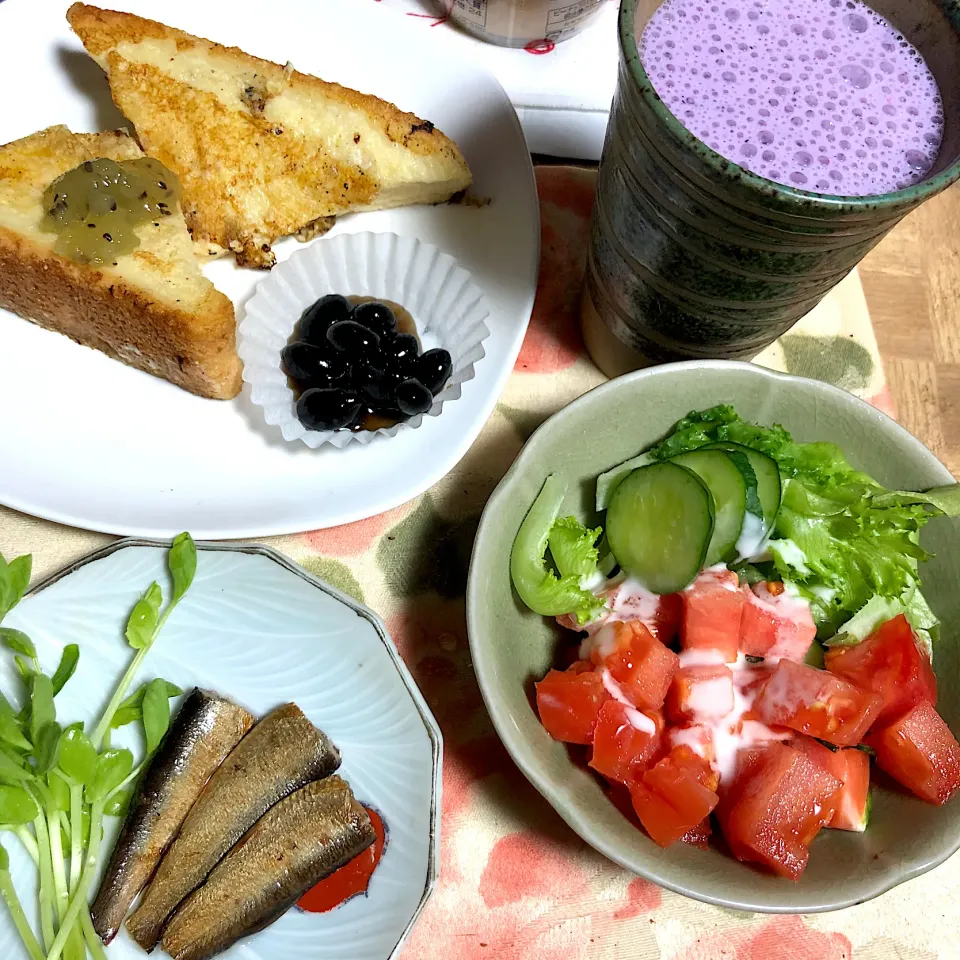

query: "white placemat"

left=375, top=0, right=619, bottom=159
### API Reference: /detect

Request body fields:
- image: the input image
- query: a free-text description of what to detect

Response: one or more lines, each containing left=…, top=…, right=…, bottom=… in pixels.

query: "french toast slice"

left=68, top=4, right=474, bottom=268
left=0, top=125, right=241, bottom=399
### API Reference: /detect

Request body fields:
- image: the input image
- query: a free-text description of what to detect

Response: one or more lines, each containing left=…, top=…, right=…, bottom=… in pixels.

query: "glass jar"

left=447, top=0, right=606, bottom=48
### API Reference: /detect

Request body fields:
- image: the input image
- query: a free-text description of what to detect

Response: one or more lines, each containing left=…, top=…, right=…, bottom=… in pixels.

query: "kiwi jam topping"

left=41, top=157, right=181, bottom=266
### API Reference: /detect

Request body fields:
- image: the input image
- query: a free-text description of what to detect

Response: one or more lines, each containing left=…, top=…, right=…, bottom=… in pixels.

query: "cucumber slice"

left=595, top=452, right=652, bottom=512
left=606, top=462, right=714, bottom=594
left=704, top=442, right=782, bottom=533
left=671, top=450, right=747, bottom=566
left=721, top=448, right=762, bottom=519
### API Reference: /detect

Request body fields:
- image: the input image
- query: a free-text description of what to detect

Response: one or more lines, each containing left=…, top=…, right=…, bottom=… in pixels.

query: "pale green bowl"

left=466, top=361, right=960, bottom=913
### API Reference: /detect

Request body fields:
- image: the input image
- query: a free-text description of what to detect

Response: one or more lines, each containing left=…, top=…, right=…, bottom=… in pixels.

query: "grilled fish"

left=126, top=703, right=340, bottom=950
left=91, top=689, right=254, bottom=944
left=161, top=776, right=375, bottom=960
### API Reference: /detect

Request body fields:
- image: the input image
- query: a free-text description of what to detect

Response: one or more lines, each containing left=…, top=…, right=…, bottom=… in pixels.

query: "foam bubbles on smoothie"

left=639, top=0, right=943, bottom=195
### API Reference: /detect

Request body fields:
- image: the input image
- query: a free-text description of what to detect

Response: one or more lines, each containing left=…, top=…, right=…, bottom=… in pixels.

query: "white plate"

left=0, top=0, right=539, bottom=538
left=1, top=540, right=441, bottom=960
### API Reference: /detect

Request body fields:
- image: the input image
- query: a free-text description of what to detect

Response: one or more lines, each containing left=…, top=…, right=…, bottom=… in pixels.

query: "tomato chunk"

left=714, top=746, right=773, bottom=859
left=752, top=659, right=882, bottom=747
left=666, top=724, right=716, bottom=766
left=682, top=568, right=746, bottom=662
left=535, top=668, right=609, bottom=744
left=667, top=663, right=734, bottom=723
left=790, top=736, right=871, bottom=831
left=557, top=585, right=682, bottom=643
left=630, top=746, right=719, bottom=848
left=825, top=614, right=937, bottom=728
left=723, top=743, right=842, bottom=880
left=739, top=582, right=816, bottom=662
left=866, top=700, right=960, bottom=805
left=590, top=621, right=679, bottom=711
left=653, top=593, right=684, bottom=644
left=679, top=818, right=712, bottom=849
left=588, top=700, right=661, bottom=785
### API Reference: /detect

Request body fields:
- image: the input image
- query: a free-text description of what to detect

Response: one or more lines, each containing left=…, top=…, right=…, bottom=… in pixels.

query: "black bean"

left=281, top=342, right=348, bottom=386
left=383, top=333, right=420, bottom=366
left=327, top=320, right=382, bottom=365
left=352, top=300, right=397, bottom=338
left=296, top=387, right=363, bottom=431
left=299, top=294, right=351, bottom=345
left=395, top=378, right=434, bottom=417
left=413, top=348, right=453, bottom=395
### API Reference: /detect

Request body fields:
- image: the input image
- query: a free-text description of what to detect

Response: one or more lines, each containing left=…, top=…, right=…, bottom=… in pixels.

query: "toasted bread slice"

left=68, top=4, right=474, bottom=268
left=0, top=125, right=241, bottom=399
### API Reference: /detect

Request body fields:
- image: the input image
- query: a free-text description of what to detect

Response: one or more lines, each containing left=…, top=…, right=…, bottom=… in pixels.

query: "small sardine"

left=161, top=776, right=374, bottom=960
left=126, top=702, right=340, bottom=950
left=91, top=689, right=254, bottom=944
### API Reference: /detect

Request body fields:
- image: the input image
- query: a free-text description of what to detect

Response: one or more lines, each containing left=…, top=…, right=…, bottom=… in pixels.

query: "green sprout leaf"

left=47, top=771, right=70, bottom=813
left=103, top=786, right=133, bottom=819
left=0, top=785, right=40, bottom=826
left=0, top=749, right=31, bottom=786
left=0, top=695, right=30, bottom=753
left=34, top=722, right=62, bottom=774
left=111, top=680, right=181, bottom=729
left=0, top=555, right=31, bottom=622
left=125, top=581, right=163, bottom=651
left=58, top=728, right=98, bottom=787
left=0, top=629, right=37, bottom=662
left=13, top=657, right=34, bottom=684
left=28, top=674, right=54, bottom=748
left=109, top=704, right=140, bottom=730
left=90, top=749, right=134, bottom=802
left=50, top=645, right=79, bottom=697
left=169, top=533, right=198, bottom=604
left=142, top=678, right=172, bottom=756
left=6, top=556, right=31, bottom=608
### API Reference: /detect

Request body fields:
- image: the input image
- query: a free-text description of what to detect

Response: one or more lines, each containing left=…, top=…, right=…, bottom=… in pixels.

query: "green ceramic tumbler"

left=582, top=0, right=960, bottom=377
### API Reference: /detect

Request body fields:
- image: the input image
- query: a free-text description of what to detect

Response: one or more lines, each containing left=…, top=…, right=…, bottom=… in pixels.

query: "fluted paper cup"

left=238, top=232, right=491, bottom=448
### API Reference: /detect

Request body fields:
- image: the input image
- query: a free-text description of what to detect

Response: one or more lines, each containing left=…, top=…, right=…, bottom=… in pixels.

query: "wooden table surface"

left=861, top=184, right=960, bottom=478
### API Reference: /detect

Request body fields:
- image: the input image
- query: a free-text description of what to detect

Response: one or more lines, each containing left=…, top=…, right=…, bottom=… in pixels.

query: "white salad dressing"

left=735, top=511, right=768, bottom=561
left=769, top=538, right=811, bottom=574
left=688, top=564, right=740, bottom=591
left=613, top=578, right=662, bottom=620
left=577, top=577, right=661, bottom=651
left=750, top=582, right=814, bottom=622
left=807, top=585, right=838, bottom=604
left=600, top=669, right=657, bottom=734
left=668, top=724, right=713, bottom=759
left=680, top=652, right=790, bottom=783
left=580, top=569, right=608, bottom=593
left=686, top=673, right=735, bottom=718
left=581, top=622, right=621, bottom=662
left=677, top=648, right=728, bottom=668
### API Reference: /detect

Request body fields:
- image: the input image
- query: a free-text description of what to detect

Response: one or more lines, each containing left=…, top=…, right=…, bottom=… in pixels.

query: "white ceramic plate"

left=0, top=0, right=539, bottom=538
left=1, top=540, right=441, bottom=960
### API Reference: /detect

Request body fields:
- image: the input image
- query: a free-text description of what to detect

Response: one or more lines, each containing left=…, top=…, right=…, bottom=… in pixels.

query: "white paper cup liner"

left=238, top=232, right=491, bottom=448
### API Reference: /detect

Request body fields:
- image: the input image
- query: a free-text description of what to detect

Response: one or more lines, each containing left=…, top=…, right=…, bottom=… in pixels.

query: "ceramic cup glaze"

left=582, top=0, right=960, bottom=376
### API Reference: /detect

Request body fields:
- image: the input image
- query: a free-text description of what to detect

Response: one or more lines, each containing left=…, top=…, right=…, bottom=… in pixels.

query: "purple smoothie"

left=639, top=0, right=944, bottom=195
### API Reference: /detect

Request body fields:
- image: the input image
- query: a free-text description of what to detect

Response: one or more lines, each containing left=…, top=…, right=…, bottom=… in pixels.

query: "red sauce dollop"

left=297, top=806, right=386, bottom=913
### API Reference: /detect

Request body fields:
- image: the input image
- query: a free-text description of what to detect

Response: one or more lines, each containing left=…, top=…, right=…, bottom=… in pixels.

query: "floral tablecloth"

left=3, top=167, right=953, bottom=960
